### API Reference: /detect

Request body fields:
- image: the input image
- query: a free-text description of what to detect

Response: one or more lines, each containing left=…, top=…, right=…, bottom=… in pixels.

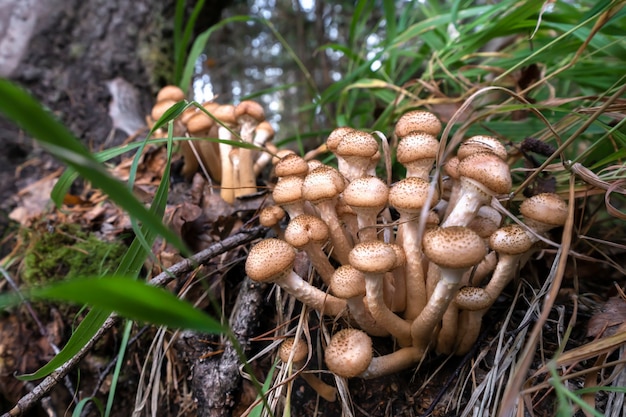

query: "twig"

left=1, top=226, right=267, bottom=417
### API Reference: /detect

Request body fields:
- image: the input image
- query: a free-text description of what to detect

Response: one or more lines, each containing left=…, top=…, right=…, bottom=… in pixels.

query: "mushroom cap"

left=335, top=130, right=379, bottom=159
left=254, top=121, right=275, bottom=143
left=245, top=238, right=296, bottom=283
left=259, top=205, right=285, bottom=228
left=186, top=111, right=215, bottom=134
left=343, top=176, right=389, bottom=213
left=156, top=85, right=185, bottom=102
left=467, top=205, right=502, bottom=238
left=422, top=226, right=486, bottom=269
left=274, top=153, right=309, bottom=179
left=519, top=193, right=568, bottom=227
left=235, top=100, right=265, bottom=122
left=349, top=241, right=397, bottom=274
left=388, top=243, right=406, bottom=269
left=284, top=214, right=329, bottom=248
left=489, top=225, right=534, bottom=255
left=301, top=166, right=346, bottom=204
left=330, top=265, right=366, bottom=299
left=458, top=152, right=512, bottom=195
left=325, top=329, right=373, bottom=378
left=388, top=177, right=438, bottom=215
left=454, top=287, right=492, bottom=311
left=151, top=99, right=177, bottom=121
left=279, top=337, right=308, bottom=363
left=326, top=126, right=356, bottom=153
left=395, top=132, right=439, bottom=165
left=213, top=104, right=237, bottom=126
left=443, top=156, right=460, bottom=180
left=395, top=110, right=442, bottom=138
left=272, top=175, right=304, bottom=206
left=457, top=136, right=507, bottom=161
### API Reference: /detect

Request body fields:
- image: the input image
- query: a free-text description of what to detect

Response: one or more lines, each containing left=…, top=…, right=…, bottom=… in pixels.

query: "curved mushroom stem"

left=359, top=346, right=424, bottom=379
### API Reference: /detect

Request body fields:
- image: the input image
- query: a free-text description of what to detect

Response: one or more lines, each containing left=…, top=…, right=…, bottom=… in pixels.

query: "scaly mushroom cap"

left=343, top=176, right=389, bottom=215
left=284, top=214, right=329, bottom=249
left=245, top=238, right=296, bottom=283
left=156, top=85, right=185, bottom=102
left=457, top=136, right=507, bottom=161
left=330, top=265, right=366, bottom=299
left=301, top=166, right=346, bottom=204
left=326, top=126, right=356, bottom=153
left=394, top=110, right=442, bottom=138
left=489, top=225, right=534, bottom=255
left=519, top=193, right=568, bottom=228
left=422, top=226, right=486, bottom=270
left=458, top=152, right=512, bottom=195
left=443, top=156, right=460, bottom=180
left=389, top=177, right=438, bottom=215
left=259, top=205, right=285, bottom=228
left=335, top=130, right=379, bottom=159
left=468, top=205, right=502, bottom=238
left=396, top=132, right=439, bottom=165
left=279, top=337, right=308, bottom=363
left=325, top=329, right=373, bottom=378
left=274, top=153, right=309, bottom=179
left=272, top=175, right=304, bottom=207
left=454, top=287, right=492, bottom=311
left=349, top=241, right=398, bottom=274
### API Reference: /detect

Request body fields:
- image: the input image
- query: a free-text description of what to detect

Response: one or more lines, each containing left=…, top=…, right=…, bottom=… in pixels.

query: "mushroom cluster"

left=150, top=85, right=276, bottom=204
left=246, top=110, right=568, bottom=382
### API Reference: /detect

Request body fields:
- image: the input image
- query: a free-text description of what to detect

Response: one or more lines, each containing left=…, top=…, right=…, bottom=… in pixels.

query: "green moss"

left=21, top=224, right=127, bottom=286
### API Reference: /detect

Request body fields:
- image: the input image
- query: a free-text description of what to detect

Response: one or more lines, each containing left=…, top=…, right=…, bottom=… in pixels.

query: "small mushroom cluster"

left=150, top=85, right=276, bottom=204
left=246, top=110, right=569, bottom=384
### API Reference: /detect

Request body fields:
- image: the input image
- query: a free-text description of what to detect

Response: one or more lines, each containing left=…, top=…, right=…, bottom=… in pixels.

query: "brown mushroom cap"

left=457, top=135, right=507, bottom=161
left=395, top=110, right=442, bottom=138
left=245, top=238, right=296, bottom=283
left=458, top=152, right=512, bottom=195
left=151, top=99, right=177, bottom=121
left=325, top=329, right=373, bottom=378
left=489, top=225, right=534, bottom=255
left=349, top=241, right=397, bottom=274
left=284, top=214, right=329, bottom=249
left=396, top=132, right=440, bottom=165
left=343, top=176, right=389, bottom=215
left=213, top=104, right=237, bottom=126
left=156, top=85, right=185, bottom=102
left=326, top=126, right=356, bottom=153
left=454, top=287, right=492, bottom=311
left=235, top=100, right=265, bottom=122
left=259, top=205, right=285, bottom=228
left=330, top=265, right=366, bottom=299
left=335, top=130, right=379, bottom=159
left=274, top=153, right=310, bottom=179
left=301, top=166, right=346, bottom=204
left=519, top=192, right=568, bottom=228
left=186, top=111, right=215, bottom=134
left=279, top=337, right=308, bottom=364
left=388, top=177, right=438, bottom=215
left=422, top=226, right=486, bottom=270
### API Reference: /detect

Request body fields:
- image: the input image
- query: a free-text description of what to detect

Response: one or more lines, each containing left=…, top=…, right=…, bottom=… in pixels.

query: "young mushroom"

left=411, top=226, right=486, bottom=352
left=333, top=129, right=380, bottom=181
left=394, top=110, right=442, bottom=138
left=349, top=241, right=412, bottom=347
left=395, top=132, right=440, bottom=181
left=342, top=175, right=389, bottom=242
left=388, top=177, right=439, bottom=320
left=245, top=238, right=346, bottom=316
left=302, top=166, right=353, bottom=265
left=279, top=337, right=337, bottom=402
left=325, top=328, right=422, bottom=379
left=441, top=151, right=511, bottom=228
left=284, top=214, right=335, bottom=286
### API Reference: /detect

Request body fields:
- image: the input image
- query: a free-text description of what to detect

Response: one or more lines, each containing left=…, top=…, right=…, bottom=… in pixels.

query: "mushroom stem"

left=359, top=346, right=424, bottom=379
